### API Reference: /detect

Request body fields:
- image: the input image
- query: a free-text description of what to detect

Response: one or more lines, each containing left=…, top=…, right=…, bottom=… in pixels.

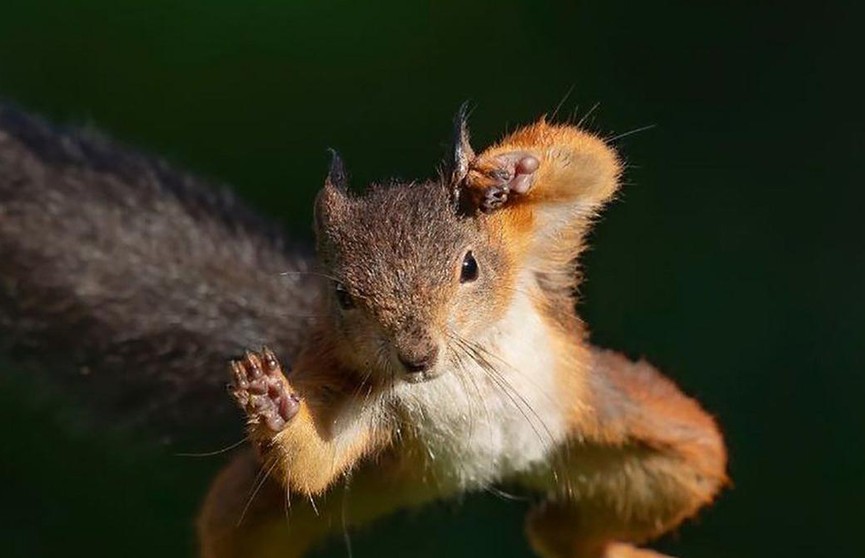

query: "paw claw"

left=243, top=350, right=264, bottom=378
left=261, top=346, right=280, bottom=375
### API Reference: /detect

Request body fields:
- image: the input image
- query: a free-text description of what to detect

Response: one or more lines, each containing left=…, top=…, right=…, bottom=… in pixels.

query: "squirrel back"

left=0, top=105, right=318, bottom=443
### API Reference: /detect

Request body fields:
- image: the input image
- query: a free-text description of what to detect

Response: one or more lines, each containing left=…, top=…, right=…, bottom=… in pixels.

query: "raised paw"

left=229, top=347, right=300, bottom=432
left=464, top=151, right=540, bottom=213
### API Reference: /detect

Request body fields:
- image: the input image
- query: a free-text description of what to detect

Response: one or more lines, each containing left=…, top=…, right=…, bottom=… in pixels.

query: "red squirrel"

left=0, top=104, right=727, bottom=558
left=205, top=109, right=728, bottom=557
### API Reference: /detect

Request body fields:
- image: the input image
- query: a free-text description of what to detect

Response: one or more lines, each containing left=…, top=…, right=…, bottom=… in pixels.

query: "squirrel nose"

left=398, top=347, right=438, bottom=374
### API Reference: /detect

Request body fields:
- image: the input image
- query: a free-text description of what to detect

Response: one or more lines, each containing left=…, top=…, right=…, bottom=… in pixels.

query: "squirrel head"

left=311, top=108, right=620, bottom=385
left=312, top=121, right=516, bottom=384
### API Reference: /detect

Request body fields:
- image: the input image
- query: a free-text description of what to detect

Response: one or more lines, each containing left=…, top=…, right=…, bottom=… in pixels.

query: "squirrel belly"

left=390, top=276, right=581, bottom=489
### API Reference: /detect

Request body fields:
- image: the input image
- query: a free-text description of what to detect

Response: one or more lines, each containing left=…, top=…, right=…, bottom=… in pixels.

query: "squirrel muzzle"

left=391, top=323, right=442, bottom=382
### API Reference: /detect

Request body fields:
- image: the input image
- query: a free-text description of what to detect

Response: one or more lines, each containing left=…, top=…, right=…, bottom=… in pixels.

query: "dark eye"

left=460, top=251, right=479, bottom=283
left=335, top=283, right=355, bottom=309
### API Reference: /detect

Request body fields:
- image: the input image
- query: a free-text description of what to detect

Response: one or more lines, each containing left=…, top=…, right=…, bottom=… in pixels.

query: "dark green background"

left=0, top=1, right=861, bottom=557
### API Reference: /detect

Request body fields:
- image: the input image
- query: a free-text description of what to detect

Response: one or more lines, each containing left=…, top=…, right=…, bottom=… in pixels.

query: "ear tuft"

left=315, top=149, right=351, bottom=237
left=325, top=148, right=348, bottom=191
left=449, top=101, right=476, bottom=186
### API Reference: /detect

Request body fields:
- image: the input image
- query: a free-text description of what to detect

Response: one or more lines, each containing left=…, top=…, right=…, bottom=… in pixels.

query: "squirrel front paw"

left=229, top=347, right=300, bottom=432
left=464, top=151, right=540, bottom=213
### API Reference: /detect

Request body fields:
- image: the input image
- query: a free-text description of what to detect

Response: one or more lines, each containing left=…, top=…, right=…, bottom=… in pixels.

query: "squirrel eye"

left=334, top=283, right=355, bottom=309
left=460, top=251, right=479, bottom=283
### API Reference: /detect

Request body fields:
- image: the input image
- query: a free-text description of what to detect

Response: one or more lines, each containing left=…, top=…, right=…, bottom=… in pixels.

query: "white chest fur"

left=392, top=293, right=571, bottom=489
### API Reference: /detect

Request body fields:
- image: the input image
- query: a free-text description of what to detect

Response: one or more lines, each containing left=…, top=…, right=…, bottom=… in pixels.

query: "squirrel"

left=0, top=103, right=728, bottom=558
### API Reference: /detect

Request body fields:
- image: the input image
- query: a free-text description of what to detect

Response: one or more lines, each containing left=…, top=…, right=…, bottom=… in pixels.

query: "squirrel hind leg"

left=197, top=448, right=320, bottom=558
left=602, top=543, right=672, bottom=558
left=525, top=501, right=673, bottom=558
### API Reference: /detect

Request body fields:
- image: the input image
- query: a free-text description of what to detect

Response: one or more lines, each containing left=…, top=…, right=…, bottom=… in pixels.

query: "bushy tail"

left=0, top=105, right=319, bottom=444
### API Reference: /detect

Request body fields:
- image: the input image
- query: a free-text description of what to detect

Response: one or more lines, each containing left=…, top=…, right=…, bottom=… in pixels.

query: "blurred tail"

left=0, top=104, right=320, bottom=445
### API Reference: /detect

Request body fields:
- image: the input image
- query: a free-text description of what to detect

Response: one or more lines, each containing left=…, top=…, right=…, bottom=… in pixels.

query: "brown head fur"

left=314, top=166, right=516, bottom=384
left=309, top=110, right=622, bottom=388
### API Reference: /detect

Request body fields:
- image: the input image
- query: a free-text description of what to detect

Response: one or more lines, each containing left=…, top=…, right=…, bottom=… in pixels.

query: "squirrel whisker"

left=448, top=332, right=556, bottom=453
left=237, top=456, right=280, bottom=528
left=174, top=436, right=249, bottom=458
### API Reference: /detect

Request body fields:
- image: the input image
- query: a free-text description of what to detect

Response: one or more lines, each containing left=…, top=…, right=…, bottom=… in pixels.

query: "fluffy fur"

left=0, top=104, right=317, bottom=442
left=204, top=117, right=727, bottom=558
left=0, top=105, right=727, bottom=558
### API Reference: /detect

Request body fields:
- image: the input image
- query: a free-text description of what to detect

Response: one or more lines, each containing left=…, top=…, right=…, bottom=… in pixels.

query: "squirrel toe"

left=465, top=151, right=540, bottom=213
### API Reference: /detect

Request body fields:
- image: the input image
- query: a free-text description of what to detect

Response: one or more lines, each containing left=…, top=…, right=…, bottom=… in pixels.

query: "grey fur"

left=0, top=105, right=321, bottom=445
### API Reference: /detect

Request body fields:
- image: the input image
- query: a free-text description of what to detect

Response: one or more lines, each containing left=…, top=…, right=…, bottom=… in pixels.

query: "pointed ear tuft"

left=449, top=101, right=476, bottom=186
left=325, top=147, right=348, bottom=191
left=315, top=149, right=350, bottom=238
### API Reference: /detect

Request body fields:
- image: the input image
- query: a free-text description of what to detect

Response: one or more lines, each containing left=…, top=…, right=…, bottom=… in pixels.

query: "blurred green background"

left=0, top=1, right=862, bottom=557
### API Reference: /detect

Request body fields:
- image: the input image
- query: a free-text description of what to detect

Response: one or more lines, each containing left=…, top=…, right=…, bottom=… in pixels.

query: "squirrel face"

left=314, top=168, right=514, bottom=384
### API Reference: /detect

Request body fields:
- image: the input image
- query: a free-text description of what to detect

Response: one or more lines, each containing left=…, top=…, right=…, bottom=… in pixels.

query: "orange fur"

left=199, top=118, right=727, bottom=558
left=240, top=340, right=396, bottom=496
left=478, top=122, right=726, bottom=556
left=198, top=445, right=442, bottom=558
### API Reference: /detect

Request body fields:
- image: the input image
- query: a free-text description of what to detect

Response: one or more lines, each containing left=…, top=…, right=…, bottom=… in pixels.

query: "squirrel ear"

left=449, top=102, right=476, bottom=186
left=325, top=148, right=348, bottom=191
left=315, top=149, right=350, bottom=235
